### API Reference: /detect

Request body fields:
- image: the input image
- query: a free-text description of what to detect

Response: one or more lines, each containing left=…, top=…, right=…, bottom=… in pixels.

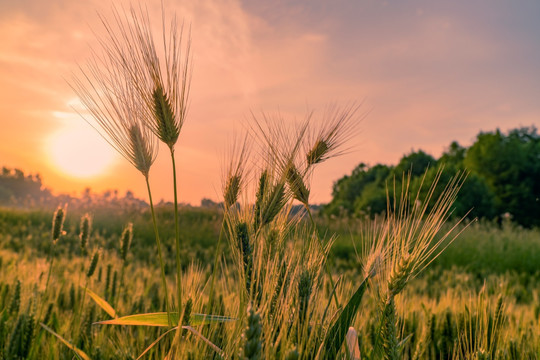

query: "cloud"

left=0, top=0, right=539, bottom=204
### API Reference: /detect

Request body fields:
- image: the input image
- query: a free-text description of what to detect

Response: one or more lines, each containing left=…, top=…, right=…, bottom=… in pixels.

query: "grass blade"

left=321, top=277, right=369, bottom=359
left=191, top=313, right=236, bottom=326
left=96, top=312, right=179, bottom=327
left=184, top=325, right=225, bottom=357
left=84, top=286, right=117, bottom=318
left=136, top=326, right=179, bottom=360
left=40, top=323, right=92, bottom=360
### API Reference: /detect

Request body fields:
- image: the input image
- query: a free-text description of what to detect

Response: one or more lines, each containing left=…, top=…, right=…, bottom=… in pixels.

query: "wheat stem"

left=170, top=147, right=187, bottom=348
left=75, top=277, right=89, bottom=341
left=381, top=299, right=400, bottom=360
left=38, top=207, right=65, bottom=323
left=145, top=174, right=172, bottom=326
left=170, top=148, right=183, bottom=322
left=38, top=255, right=54, bottom=324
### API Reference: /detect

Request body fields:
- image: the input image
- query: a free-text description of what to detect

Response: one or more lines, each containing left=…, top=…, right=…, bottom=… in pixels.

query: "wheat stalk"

left=71, top=7, right=173, bottom=326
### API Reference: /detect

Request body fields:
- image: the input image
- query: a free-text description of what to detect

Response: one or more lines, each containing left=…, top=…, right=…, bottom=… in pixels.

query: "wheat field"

left=0, top=5, right=539, bottom=360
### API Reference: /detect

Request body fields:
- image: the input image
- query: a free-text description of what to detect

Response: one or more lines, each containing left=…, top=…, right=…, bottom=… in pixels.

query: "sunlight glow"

left=47, top=120, right=118, bottom=178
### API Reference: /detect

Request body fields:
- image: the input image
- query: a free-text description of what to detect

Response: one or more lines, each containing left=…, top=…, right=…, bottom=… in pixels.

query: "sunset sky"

left=0, top=0, right=539, bottom=205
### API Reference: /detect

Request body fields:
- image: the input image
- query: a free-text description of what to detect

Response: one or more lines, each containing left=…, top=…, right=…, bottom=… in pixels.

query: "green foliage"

left=394, top=150, right=435, bottom=177
left=409, top=166, right=496, bottom=220
left=324, top=126, right=540, bottom=227
left=381, top=300, right=399, bottom=360
left=325, top=163, right=391, bottom=216
left=464, top=126, right=540, bottom=227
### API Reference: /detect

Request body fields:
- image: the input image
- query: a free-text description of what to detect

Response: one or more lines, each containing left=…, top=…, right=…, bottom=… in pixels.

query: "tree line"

left=323, top=126, right=540, bottom=228
left=0, top=167, right=147, bottom=211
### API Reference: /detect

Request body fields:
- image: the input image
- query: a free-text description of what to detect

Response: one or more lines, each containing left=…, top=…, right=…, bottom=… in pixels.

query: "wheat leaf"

left=84, top=286, right=117, bottom=318
left=96, top=312, right=235, bottom=327
left=321, top=277, right=369, bottom=359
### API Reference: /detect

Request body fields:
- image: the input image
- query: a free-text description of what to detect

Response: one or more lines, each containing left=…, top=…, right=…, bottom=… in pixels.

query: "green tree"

left=394, top=150, right=436, bottom=177
left=409, top=166, right=496, bottom=220
left=439, top=141, right=466, bottom=167
left=464, top=127, right=540, bottom=227
left=324, top=163, right=391, bottom=216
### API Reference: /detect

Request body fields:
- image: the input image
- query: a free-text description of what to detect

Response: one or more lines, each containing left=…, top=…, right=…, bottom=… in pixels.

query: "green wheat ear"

left=253, top=170, right=268, bottom=230
left=224, top=174, right=241, bottom=208
left=9, top=280, right=21, bottom=315
left=236, top=222, right=253, bottom=296
left=152, top=85, right=179, bottom=148
left=306, top=139, right=329, bottom=166
left=297, top=269, right=313, bottom=330
left=120, top=223, right=133, bottom=262
left=183, top=298, right=193, bottom=326
left=381, top=299, right=400, bottom=360
left=51, top=205, right=66, bottom=242
left=285, top=163, right=310, bottom=206
left=260, top=181, right=286, bottom=227
left=387, top=252, right=412, bottom=300
left=79, top=213, right=91, bottom=255
left=86, top=251, right=100, bottom=278
left=304, top=103, right=363, bottom=167
left=128, top=124, right=154, bottom=176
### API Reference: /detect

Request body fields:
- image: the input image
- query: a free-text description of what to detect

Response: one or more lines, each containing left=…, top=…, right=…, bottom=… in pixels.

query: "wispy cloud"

left=0, top=0, right=538, bottom=203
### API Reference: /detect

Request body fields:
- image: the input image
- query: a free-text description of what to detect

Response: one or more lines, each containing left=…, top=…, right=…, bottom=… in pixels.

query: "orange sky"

left=1, top=0, right=539, bottom=205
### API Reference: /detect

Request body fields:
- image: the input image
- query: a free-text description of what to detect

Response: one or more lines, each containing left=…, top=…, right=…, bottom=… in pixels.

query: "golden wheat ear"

left=367, top=169, right=470, bottom=359
left=128, top=123, right=155, bottom=176
left=304, top=103, right=366, bottom=167
left=70, top=54, right=158, bottom=177
left=285, top=161, right=310, bottom=206
left=151, top=84, right=180, bottom=147
left=222, top=134, right=251, bottom=209
left=113, top=5, right=192, bottom=150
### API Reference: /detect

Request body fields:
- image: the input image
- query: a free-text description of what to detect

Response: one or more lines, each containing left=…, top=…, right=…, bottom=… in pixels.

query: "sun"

left=48, top=119, right=118, bottom=178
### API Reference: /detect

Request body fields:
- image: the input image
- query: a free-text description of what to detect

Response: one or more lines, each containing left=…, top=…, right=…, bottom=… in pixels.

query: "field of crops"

left=0, top=204, right=539, bottom=359
left=1, top=4, right=538, bottom=359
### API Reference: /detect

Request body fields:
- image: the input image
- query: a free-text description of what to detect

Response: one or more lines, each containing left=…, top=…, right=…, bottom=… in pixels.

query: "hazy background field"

left=1, top=202, right=539, bottom=358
